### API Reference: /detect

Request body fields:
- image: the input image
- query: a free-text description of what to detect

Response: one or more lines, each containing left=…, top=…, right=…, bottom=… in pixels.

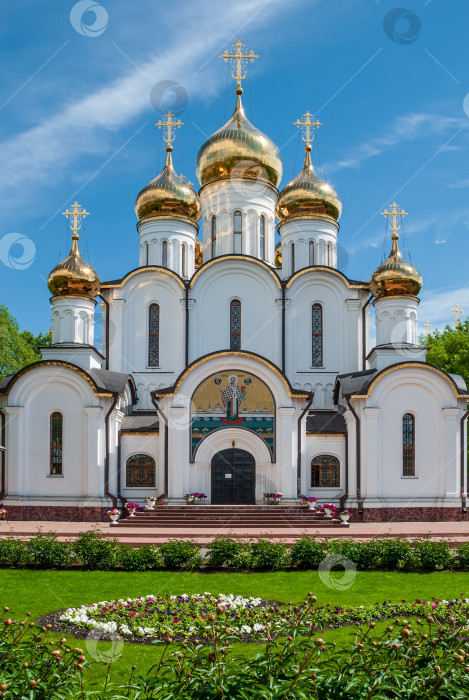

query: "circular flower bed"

left=55, top=594, right=469, bottom=644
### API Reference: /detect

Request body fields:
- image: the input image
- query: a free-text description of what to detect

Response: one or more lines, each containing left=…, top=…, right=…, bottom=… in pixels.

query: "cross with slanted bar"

left=294, top=111, right=321, bottom=147
left=382, top=201, right=408, bottom=234
left=220, top=39, right=258, bottom=90
left=157, top=111, right=183, bottom=147
left=62, top=202, right=89, bottom=234
left=423, top=320, right=432, bottom=338
left=451, top=303, right=464, bottom=329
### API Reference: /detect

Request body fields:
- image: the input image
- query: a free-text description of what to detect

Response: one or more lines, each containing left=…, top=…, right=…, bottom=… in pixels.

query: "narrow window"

left=311, top=455, right=340, bottom=487
left=312, top=303, right=323, bottom=367
left=162, top=241, right=168, bottom=268
left=260, top=215, right=265, bottom=260
left=126, top=454, right=156, bottom=487
left=145, top=241, right=149, bottom=265
left=182, top=243, right=186, bottom=277
left=50, top=412, right=63, bottom=475
left=230, top=299, right=241, bottom=350
left=148, top=303, right=160, bottom=367
left=403, top=413, right=415, bottom=476
left=211, top=216, right=217, bottom=258
left=233, top=211, right=242, bottom=254
left=309, top=240, right=315, bottom=266
left=327, top=243, right=331, bottom=266
left=291, top=242, right=295, bottom=275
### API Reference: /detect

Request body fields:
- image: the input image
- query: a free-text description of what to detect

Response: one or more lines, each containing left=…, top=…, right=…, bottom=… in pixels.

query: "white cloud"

left=418, top=286, right=469, bottom=332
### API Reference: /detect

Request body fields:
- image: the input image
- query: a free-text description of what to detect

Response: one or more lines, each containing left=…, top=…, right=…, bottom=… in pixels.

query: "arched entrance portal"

left=211, top=449, right=255, bottom=505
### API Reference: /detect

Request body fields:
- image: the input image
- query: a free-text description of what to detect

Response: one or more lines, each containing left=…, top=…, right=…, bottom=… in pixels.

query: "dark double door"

left=211, top=449, right=255, bottom=505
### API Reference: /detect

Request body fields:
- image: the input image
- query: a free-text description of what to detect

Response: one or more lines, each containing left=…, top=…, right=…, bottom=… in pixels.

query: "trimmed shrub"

left=206, top=536, right=244, bottom=566
left=72, top=531, right=118, bottom=570
left=414, top=538, right=453, bottom=571
left=250, top=539, right=289, bottom=570
left=27, top=533, right=72, bottom=568
left=290, top=537, right=325, bottom=569
left=118, top=544, right=163, bottom=571
left=159, top=539, right=202, bottom=569
left=0, top=536, right=28, bottom=567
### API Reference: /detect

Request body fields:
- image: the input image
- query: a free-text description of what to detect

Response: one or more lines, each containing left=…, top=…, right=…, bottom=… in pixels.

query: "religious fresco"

left=191, top=371, right=275, bottom=460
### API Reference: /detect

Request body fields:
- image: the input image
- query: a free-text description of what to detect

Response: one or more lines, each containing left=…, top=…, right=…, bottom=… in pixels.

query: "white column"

left=167, top=405, right=188, bottom=500
left=442, top=408, right=460, bottom=498
left=84, top=407, right=102, bottom=498
left=345, top=298, right=362, bottom=373
left=363, top=407, right=380, bottom=499
left=344, top=409, right=356, bottom=504
left=109, top=299, right=125, bottom=372
left=277, top=406, right=296, bottom=500
left=4, top=406, right=24, bottom=495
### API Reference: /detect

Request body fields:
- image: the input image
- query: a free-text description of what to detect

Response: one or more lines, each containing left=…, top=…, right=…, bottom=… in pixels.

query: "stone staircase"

left=116, top=505, right=347, bottom=529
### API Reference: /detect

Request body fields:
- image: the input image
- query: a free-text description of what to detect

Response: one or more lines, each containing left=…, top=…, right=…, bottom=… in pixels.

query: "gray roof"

left=121, top=413, right=159, bottom=432
left=306, top=410, right=346, bottom=434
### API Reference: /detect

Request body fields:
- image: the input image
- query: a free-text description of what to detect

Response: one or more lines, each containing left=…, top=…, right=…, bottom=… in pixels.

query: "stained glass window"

left=230, top=299, right=241, bottom=350
left=260, top=215, right=265, bottom=260
left=148, top=303, right=160, bottom=367
left=309, top=240, right=315, bottom=266
left=233, top=211, right=242, bottom=254
left=403, top=413, right=415, bottom=476
left=50, top=412, right=63, bottom=475
left=126, top=454, right=156, bottom=487
left=291, top=242, right=295, bottom=275
left=162, top=241, right=168, bottom=267
left=211, top=216, right=217, bottom=258
left=311, top=454, right=340, bottom=487
left=182, top=243, right=186, bottom=277
left=312, top=303, right=323, bottom=367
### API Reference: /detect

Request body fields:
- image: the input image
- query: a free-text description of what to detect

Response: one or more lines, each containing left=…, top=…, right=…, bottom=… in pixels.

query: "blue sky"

left=0, top=0, right=468, bottom=340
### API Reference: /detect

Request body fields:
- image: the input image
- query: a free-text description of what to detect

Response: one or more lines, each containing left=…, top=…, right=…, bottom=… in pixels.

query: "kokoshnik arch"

left=0, top=40, right=468, bottom=522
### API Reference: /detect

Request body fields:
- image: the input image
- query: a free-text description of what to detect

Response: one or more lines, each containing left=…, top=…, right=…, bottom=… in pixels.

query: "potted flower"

left=300, top=497, right=318, bottom=510
left=145, top=497, right=157, bottom=510
left=155, top=499, right=167, bottom=506
left=339, top=509, right=352, bottom=525
left=184, top=493, right=194, bottom=504
left=324, top=503, right=337, bottom=519
left=125, top=501, right=139, bottom=517
left=263, top=492, right=274, bottom=504
left=272, top=492, right=283, bottom=504
left=107, top=508, right=120, bottom=525
left=0, top=507, right=7, bottom=520
left=193, top=492, right=207, bottom=503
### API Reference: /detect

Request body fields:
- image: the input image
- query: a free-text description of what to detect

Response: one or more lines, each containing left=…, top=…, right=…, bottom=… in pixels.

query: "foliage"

left=290, top=537, right=325, bottom=569
left=423, top=318, right=469, bottom=389
left=0, top=305, right=50, bottom=381
left=27, top=533, right=72, bottom=568
left=0, top=536, right=28, bottom=567
left=117, top=544, right=163, bottom=571
left=249, top=539, right=290, bottom=570
left=72, top=531, right=118, bottom=570
left=206, top=536, right=244, bottom=567
left=159, top=539, right=202, bottom=569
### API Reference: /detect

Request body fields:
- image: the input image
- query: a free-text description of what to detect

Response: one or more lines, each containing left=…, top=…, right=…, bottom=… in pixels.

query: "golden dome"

left=370, top=234, right=422, bottom=299
left=135, top=147, right=201, bottom=223
left=276, top=146, right=341, bottom=224
left=195, top=237, right=203, bottom=268
left=275, top=241, right=282, bottom=268
left=48, top=233, right=100, bottom=300
left=195, top=89, right=282, bottom=188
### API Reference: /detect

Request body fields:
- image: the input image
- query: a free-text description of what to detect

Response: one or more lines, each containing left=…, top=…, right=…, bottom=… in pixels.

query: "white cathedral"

left=1, top=42, right=467, bottom=522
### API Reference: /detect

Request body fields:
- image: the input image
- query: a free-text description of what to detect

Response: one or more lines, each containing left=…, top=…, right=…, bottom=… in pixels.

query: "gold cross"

left=62, top=201, right=89, bottom=234
left=294, top=111, right=321, bottom=147
left=451, top=303, right=464, bottom=329
left=382, top=202, right=408, bottom=234
left=220, top=39, right=259, bottom=90
left=180, top=174, right=193, bottom=187
left=423, top=320, right=433, bottom=338
left=157, top=111, right=183, bottom=147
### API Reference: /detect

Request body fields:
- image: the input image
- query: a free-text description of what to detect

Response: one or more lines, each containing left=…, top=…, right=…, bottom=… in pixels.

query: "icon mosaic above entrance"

left=191, top=371, right=275, bottom=460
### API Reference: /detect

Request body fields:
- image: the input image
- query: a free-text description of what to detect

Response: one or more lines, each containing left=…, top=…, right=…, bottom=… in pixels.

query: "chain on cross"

left=294, top=111, right=321, bottom=148
left=62, top=202, right=89, bottom=235
left=220, top=39, right=259, bottom=90
left=382, top=202, right=408, bottom=235
left=157, top=111, right=183, bottom=147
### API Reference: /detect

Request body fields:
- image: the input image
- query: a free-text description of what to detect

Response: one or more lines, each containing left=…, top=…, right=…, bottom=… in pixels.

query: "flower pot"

left=340, top=514, right=350, bottom=525
left=109, top=514, right=119, bottom=525
left=128, top=508, right=137, bottom=517
left=308, top=502, right=317, bottom=510
left=274, top=497, right=281, bottom=505
left=185, top=497, right=194, bottom=505
left=145, top=499, right=156, bottom=510
left=324, top=508, right=333, bottom=519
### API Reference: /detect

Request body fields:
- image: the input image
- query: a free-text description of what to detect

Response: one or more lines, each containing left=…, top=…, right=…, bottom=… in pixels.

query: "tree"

left=0, top=305, right=51, bottom=381
left=421, top=319, right=469, bottom=390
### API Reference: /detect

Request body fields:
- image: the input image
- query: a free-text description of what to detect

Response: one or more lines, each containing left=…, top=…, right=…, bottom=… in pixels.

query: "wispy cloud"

left=418, top=285, right=469, bottom=331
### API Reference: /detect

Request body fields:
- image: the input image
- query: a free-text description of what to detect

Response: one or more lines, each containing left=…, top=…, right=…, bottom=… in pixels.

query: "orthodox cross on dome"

left=220, top=39, right=259, bottom=92
left=382, top=201, right=408, bottom=237
left=294, top=111, right=321, bottom=149
left=62, top=201, right=89, bottom=237
left=180, top=174, right=193, bottom=187
left=423, top=320, right=433, bottom=338
left=451, top=303, right=464, bottom=329
left=157, top=111, right=183, bottom=149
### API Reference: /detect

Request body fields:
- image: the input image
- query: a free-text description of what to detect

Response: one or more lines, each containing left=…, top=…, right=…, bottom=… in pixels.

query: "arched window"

left=312, top=303, right=323, bottom=367
left=126, top=454, right=156, bottom=487
left=291, top=242, right=295, bottom=275
left=403, top=413, right=415, bottom=476
left=211, top=215, right=217, bottom=258
left=181, top=243, right=186, bottom=277
left=309, top=240, right=315, bottom=266
left=148, top=303, right=160, bottom=367
left=50, top=412, right=63, bottom=475
left=311, top=454, right=340, bottom=487
left=230, top=299, right=241, bottom=350
left=259, top=215, right=265, bottom=260
left=233, top=211, right=242, bottom=254
left=144, top=241, right=149, bottom=265
left=162, top=240, right=168, bottom=268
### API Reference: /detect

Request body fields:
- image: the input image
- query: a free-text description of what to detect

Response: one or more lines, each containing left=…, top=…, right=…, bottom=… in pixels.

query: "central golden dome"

left=135, top=147, right=201, bottom=223
left=48, top=234, right=100, bottom=300
left=276, top=146, right=341, bottom=223
left=370, top=234, right=422, bottom=299
left=195, top=90, right=282, bottom=188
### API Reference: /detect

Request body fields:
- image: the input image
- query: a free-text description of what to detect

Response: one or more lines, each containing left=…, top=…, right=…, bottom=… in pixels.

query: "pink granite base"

left=360, top=507, right=468, bottom=522
left=4, top=506, right=108, bottom=522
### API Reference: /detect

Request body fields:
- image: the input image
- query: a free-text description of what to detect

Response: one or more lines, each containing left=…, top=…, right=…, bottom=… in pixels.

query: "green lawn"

left=1, top=569, right=468, bottom=687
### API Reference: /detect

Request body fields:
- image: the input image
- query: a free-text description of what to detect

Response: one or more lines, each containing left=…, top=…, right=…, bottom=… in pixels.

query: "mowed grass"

left=1, top=569, right=468, bottom=687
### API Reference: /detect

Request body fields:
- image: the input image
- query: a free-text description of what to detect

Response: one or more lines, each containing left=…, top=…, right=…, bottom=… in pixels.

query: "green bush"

left=159, top=539, right=202, bottom=569
left=206, top=536, right=244, bottom=566
left=250, top=539, right=289, bottom=570
left=454, top=541, right=469, bottom=568
left=72, top=531, right=118, bottom=570
left=27, top=533, right=72, bottom=568
left=230, top=547, right=253, bottom=570
left=118, top=544, right=163, bottom=571
left=414, top=538, right=453, bottom=571
left=0, top=536, right=28, bottom=566
left=290, top=537, right=325, bottom=569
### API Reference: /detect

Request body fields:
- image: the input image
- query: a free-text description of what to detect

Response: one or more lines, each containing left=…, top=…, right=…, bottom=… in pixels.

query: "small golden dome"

left=195, top=89, right=282, bottom=188
left=370, top=234, right=422, bottom=299
left=195, top=237, right=203, bottom=268
left=135, top=147, right=201, bottom=223
left=275, top=241, right=282, bottom=268
left=276, top=146, right=341, bottom=224
left=48, top=234, right=100, bottom=300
